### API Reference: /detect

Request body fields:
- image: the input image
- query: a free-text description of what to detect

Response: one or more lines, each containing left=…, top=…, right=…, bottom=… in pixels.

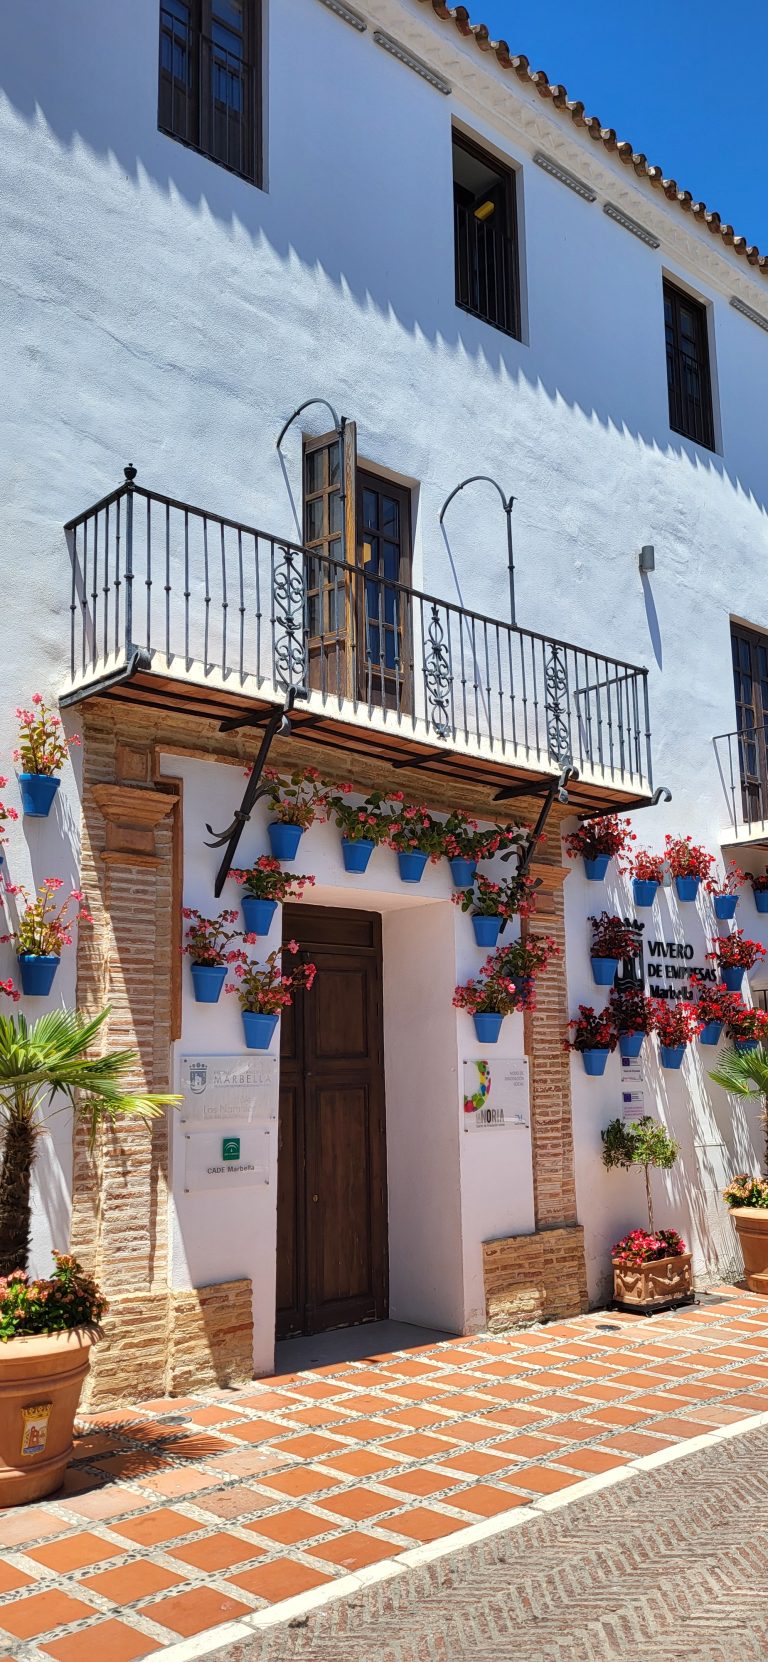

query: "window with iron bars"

left=663, top=279, right=715, bottom=451
left=452, top=131, right=520, bottom=339
left=158, top=0, right=262, bottom=186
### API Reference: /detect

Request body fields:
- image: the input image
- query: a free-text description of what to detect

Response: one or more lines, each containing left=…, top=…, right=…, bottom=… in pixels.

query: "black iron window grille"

left=158, top=0, right=261, bottom=185
left=663, top=279, right=715, bottom=451
left=453, top=131, right=520, bottom=339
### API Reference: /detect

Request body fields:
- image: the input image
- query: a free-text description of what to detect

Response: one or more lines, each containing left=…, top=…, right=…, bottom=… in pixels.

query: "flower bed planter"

left=190, top=964, right=227, bottom=1004
left=472, top=914, right=502, bottom=949
left=729, top=1207, right=768, bottom=1293
left=472, top=1012, right=503, bottom=1045
left=241, top=1011, right=279, bottom=1050
left=268, top=822, right=303, bottom=861
left=591, top=955, right=619, bottom=987
left=341, top=839, right=374, bottom=874
left=241, top=896, right=277, bottom=935
left=18, top=774, right=60, bottom=819
left=612, top=1251, right=693, bottom=1315
left=714, top=894, right=738, bottom=920
left=17, top=955, right=59, bottom=998
left=582, top=1048, right=610, bottom=1076
left=618, top=1031, right=644, bottom=1059
left=0, top=1329, right=94, bottom=1507
left=632, top=878, right=659, bottom=908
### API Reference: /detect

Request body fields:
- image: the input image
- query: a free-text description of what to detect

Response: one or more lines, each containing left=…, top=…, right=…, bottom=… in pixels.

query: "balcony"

left=714, top=726, right=768, bottom=843
left=62, top=474, right=654, bottom=810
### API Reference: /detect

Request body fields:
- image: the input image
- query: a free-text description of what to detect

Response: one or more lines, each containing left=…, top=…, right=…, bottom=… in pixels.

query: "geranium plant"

left=564, top=817, right=634, bottom=862
left=663, top=834, right=715, bottom=882
left=0, top=1255, right=107, bottom=1342
left=722, top=1003, right=768, bottom=1045
left=181, top=909, right=244, bottom=968
left=13, top=696, right=80, bottom=777
left=0, top=782, right=18, bottom=847
left=384, top=800, right=446, bottom=860
left=627, top=847, right=665, bottom=884
left=227, top=942, right=317, bottom=1014
left=601, top=1115, right=680, bottom=1233
left=326, top=788, right=390, bottom=844
left=748, top=870, right=768, bottom=895
left=564, top=1005, right=617, bottom=1053
left=1, top=880, right=92, bottom=959
left=706, top=862, right=744, bottom=898
left=229, top=858, right=315, bottom=902
left=707, top=931, right=767, bottom=972
left=452, top=871, right=539, bottom=922
left=689, top=978, right=741, bottom=1028
left=649, top=1000, right=701, bottom=1048
left=611, top=1227, right=686, bottom=1268
left=443, top=811, right=526, bottom=863
left=589, top=913, right=641, bottom=960
left=453, top=953, right=520, bottom=1018
left=607, top=988, right=656, bottom=1036
left=263, top=766, right=326, bottom=829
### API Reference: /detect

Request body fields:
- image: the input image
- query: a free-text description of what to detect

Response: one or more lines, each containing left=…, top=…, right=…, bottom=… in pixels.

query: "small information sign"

left=463, top=1058, right=530, bottom=1132
left=184, top=1128, right=271, bottom=1192
left=179, top=1056, right=277, bottom=1125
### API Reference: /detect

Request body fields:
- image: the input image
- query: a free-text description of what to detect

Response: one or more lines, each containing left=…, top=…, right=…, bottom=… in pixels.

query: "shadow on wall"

left=2, top=4, right=768, bottom=524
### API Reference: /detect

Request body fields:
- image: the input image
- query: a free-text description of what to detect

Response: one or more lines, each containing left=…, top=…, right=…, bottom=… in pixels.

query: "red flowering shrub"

left=564, top=817, right=634, bottom=862
left=227, top=942, right=316, bottom=1014
left=0, top=780, right=18, bottom=846
left=589, top=913, right=641, bottom=960
left=706, top=862, right=744, bottom=898
left=749, top=870, right=768, bottom=895
left=722, top=1003, right=768, bottom=1043
left=453, top=955, right=520, bottom=1017
left=326, top=789, right=390, bottom=844
left=0, top=1254, right=107, bottom=1341
left=626, top=847, right=665, bottom=883
left=564, top=1005, right=617, bottom=1053
left=182, top=909, right=244, bottom=968
left=452, top=871, right=539, bottom=920
left=230, top=857, right=315, bottom=902
left=664, top=834, right=714, bottom=881
left=384, top=801, right=445, bottom=859
left=1, top=880, right=92, bottom=959
left=13, top=696, right=80, bottom=778
left=611, top=1228, right=686, bottom=1268
left=707, top=931, right=767, bottom=971
left=650, top=1000, right=701, bottom=1047
left=607, top=989, right=656, bottom=1035
left=264, top=766, right=326, bottom=829
left=689, top=978, right=741, bottom=1026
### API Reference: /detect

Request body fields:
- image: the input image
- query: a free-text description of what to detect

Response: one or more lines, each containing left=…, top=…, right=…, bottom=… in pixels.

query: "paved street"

left=217, top=1425, right=768, bottom=1662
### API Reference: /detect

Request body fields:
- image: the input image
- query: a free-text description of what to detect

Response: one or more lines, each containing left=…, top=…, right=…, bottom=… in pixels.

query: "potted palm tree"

left=709, top=1045, right=768, bottom=1291
left=0, top=1004, right=177, bottom=1505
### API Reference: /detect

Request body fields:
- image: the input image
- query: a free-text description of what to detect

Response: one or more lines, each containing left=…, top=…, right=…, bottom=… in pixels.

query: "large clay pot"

left=0, top=1328, right=94, bottom=1506
left=730, top=1207, right=768, bottom=1293
left=612, top=1252, right=693, bottom=1314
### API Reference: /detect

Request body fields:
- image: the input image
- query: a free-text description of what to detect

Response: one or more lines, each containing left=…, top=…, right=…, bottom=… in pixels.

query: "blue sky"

left=469, top=2, right=768, bottom=249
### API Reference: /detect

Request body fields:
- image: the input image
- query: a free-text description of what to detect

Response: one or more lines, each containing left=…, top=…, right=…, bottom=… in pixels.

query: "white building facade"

left=2, top=0, right=768, bottom=1401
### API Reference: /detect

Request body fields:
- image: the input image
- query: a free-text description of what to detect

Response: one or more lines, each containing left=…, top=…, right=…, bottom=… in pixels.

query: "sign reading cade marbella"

left=462, top=1059, right=530, bottom=1132
left=183, top=1128, right=271, bottom=1192
left=179, top=1055, right=277, bottom=1125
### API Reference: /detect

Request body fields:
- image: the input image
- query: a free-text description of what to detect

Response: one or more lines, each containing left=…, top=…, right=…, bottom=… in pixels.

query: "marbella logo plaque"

left=179, top=1055, right=277, bottom=1125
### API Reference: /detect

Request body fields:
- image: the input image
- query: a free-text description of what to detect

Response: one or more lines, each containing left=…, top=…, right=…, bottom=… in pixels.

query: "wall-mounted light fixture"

left=373, top=29, right=452, bottom=95
left=604, top=202, right=660, bottom=250
left=730, top=295, right=768, bottom=334
left=316, top=0, right=367, bottom=29
left=639, top=544, right=655, bottom=573
left=533, top=152, right=596, bottom=203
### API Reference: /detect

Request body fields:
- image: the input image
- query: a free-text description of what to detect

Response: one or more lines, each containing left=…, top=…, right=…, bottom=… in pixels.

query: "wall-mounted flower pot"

left=341, top=838, right=374, bottom=874
left=632, top=878, right=659, bottom=908
left=241, top=1011, right=279, bottom=1050
left=754, top=890, right=768, bottom=914
left=699, top=1021, right=723, bottom=1046
left=241, top=896, right=277, bottom=935
left=674, top=875, right=700, bottom=902
left=721, top=964, right=745, bottom=992
left=714, top=894, right=738, bottom=921
left=618, top=1031, right=644, bottom=1059
left=472, top=1011, right=503, bottom=1044
left=735, top=1038, right=760, bottom=1052
left=582, top=1048, right=610, bottom=1076
left=190, top=963, right=227, bottom=1003
left=268, top=821, right=303, bottom=861
left=19, top=773, right=60, bottom=818
left=660, top=1044, right=686, bottom=1069
left=397, top=851, right=428, bottom=884
left=17, top=954, right=60, bottom=997
left=591, top=955, right=619, bottom=987
left=449, top=857, right=477, bottom=888
left=584, top=855, right=610, bottom=881
left=472, top=914, right=502, bottom=948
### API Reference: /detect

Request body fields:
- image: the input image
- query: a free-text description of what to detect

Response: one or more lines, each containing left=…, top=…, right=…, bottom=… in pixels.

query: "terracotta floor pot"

left=0, top=1328, right=94, bottom=1506
left=730, top=1207, right=768, bottom=1294
left=612, top=1252, right=693, bottom=1314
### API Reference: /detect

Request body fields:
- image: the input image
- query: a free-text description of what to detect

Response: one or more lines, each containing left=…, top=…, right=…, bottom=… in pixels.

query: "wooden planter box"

left=730, top=1207, right=768, bottom=1294
left=612, top=1251, right=694, bottom=1315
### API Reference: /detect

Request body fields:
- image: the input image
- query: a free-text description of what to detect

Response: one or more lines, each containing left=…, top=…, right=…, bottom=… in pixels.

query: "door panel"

left=276, top=907, right=387, bottom=1339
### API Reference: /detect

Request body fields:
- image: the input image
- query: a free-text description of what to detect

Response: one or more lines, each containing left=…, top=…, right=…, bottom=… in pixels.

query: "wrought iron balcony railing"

left=714, top=726, right=768, bottom=837
left=63, top=475, right=652, bottom=792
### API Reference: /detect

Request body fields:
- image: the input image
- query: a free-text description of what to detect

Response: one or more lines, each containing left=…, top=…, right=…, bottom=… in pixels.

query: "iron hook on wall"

left=276, top=398, right=348, bottom=564
left=439, top=474, right=516, bottom=627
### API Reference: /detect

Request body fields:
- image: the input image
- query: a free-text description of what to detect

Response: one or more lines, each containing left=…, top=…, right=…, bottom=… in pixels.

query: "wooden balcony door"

left=732, top=623, right=768, bottom=821
left=276, top=907, right=388, bottom=1340
left=357, top=471, right=412, bottom=713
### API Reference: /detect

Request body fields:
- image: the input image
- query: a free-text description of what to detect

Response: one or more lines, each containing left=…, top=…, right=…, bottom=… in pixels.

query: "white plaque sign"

left=183, top=1127, right=271, bottom=1191
left=179, top=1055, right=277, bottom=1125
left=463, top=1058, right=530, bottom=1131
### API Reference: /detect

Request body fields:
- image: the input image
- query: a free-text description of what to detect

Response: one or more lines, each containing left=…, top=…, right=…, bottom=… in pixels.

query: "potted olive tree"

left=0, top=1003, right=176, bottom=1504
left=601, top=1115, right=693, bottom=1312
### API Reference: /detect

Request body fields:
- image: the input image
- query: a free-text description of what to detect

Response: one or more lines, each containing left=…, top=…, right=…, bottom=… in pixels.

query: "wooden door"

left=276, top=907, right=388, bottom=1339
left=356, top=470, right=412, bottom=715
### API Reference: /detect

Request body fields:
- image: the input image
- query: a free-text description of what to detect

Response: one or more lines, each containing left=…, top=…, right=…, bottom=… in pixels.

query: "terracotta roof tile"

left=414, top=0, right=768, bottom=275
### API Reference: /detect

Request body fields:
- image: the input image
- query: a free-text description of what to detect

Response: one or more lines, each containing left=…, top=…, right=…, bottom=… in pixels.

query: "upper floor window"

left=663, top=279, right=714, bottom=450
left=158, top=0, right=262, bottom=185
left=452, top=132, right=520, bottom=339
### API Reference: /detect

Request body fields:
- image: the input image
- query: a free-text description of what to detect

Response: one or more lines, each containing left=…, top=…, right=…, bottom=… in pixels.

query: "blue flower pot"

left=584, top=855, right=610, bottom=881
left=472, top=1011, right=503, bottom=1044
left=473, top=914, right=502, bottom=949
left=397, top=851, right=428, bottom=884
left=632, top=878, right=659, bottom=908
left=699, top=1021, right=723, bottom=1046
left=268, top=821, right=303, bottom=861
left=674, top=875, right=700, bottom=902
left=190, top=963, right=227, bottom=1004
left=714, top=894, right=738, bottom=921
left=19, top=773, right=60, bottom=818
left=660, top=1044, right=686, bottom=1070
left=450, top=857, right=477, bottom=888
left=755, top=890, right=768, bottom=914
left=735, top=1037, right=760, bottom=1052
left=241, top=896, right=277, bottom=935
left=591, top=955, right=619, bottom=987
left=17, top=954, right=59, bottom=997
left=582, top=1048, right=610, bottom=1076
left=618, top=1031, right=644, bottom=1059
left=722, top=964, right=745, bottom=992
left=342, top=838, right=374, bottom=874
left=242, top=1011, right=279, bottom=1050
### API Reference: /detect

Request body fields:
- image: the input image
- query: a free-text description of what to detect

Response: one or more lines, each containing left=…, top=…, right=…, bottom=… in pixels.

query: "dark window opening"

left=452, top=132, right=520, bottom=339
left=731, top=622, right=768, bottom=821
left=158, top=0, right=261, bottom=185
left=663, top=280, right=715, bottom=450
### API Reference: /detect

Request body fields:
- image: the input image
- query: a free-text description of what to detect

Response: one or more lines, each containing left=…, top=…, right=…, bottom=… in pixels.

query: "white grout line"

left=153, top=1405, right=768, bottom=1662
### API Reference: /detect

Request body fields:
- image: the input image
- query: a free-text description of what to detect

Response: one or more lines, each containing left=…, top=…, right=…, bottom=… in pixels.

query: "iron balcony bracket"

left=205, top=690, right=302, bottom=897
left=576, top=783, right=672, bottom=824
left=501, top=765, right=579, bottom=877
left=59, top=647, right=152, bottom=708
